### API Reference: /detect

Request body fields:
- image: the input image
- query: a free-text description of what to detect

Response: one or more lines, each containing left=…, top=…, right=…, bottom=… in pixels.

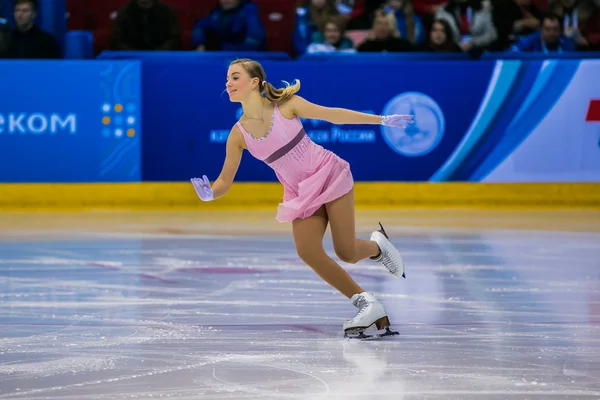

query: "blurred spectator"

left=296, top=0, right=371, bottom=28
left=337, top=0, right=358, bottom=14
left=511, top=12, right=576, bottom=51
left=436, top=0, right=498, bottom=52
left=111, top=0, right=181, bottom=50
left=549, top=0, right=600, bottom=50
left=192, top=0, right=266, bottom=51
left=491, top=0, right=546, bottom=50
left=385, top=0, right=427, bottom=45
left=4, top=0, right=60, bottom=58
left=357, top=8, right=414, bottom=51
left=294, top=0, right=340, bottom=55
left=418, top=18, right=463, bottom=50
left=336, top=0, right=375, bottom=29
left=411, top=0, right=449, bottom=32
left=306, top=16, right=356, bottom=52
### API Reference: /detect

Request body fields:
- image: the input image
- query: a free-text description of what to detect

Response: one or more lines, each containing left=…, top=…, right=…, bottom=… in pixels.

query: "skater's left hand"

left=190, top=175, right=214, bottom=201
left=381, top=114, right=414, bottom=128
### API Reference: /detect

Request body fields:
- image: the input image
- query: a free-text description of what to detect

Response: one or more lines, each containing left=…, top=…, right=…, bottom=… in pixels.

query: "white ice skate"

left=343, top=292, right=399, bottom=339
left=370, top=222, right=405, bottom=279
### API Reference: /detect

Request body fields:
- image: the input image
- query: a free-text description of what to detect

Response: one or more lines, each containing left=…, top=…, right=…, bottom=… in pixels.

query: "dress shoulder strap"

left=235, top=121, right=243, bottom=132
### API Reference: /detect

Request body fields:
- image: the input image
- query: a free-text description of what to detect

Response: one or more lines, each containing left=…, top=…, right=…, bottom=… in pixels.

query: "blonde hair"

left=368, top=9, right=401, bottom=40
left=229, top=58, right=301, bottom=104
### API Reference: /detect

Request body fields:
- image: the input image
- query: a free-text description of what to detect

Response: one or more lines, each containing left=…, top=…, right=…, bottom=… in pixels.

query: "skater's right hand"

left=190, top=175, right=214, bottom=201
left=381, top=114, right=414, bottom=128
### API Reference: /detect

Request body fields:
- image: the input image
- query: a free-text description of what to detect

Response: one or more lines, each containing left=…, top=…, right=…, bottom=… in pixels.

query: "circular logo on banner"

left=381, top=92, right=445, bottom=157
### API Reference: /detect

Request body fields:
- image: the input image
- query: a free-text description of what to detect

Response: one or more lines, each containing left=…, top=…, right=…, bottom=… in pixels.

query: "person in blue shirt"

left=511, top=12, right=576, bottom=52
left=385, top=0, right=426, bottom=46
left=192, top=0, right=267, bottom=51
left=293, top=0, right=340, bottom=55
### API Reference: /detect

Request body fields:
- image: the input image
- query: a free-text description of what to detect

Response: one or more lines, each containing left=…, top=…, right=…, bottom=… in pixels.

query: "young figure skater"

left=191, top=58, right=413, bottom=338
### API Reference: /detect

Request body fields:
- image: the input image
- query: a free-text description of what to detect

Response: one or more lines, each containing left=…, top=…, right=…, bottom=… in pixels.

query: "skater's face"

left=226, top=64, right=259, bottom=102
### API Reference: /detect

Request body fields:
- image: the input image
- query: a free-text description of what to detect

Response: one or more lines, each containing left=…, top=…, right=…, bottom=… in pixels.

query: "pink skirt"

left=275, top=154, right=354, bottom=223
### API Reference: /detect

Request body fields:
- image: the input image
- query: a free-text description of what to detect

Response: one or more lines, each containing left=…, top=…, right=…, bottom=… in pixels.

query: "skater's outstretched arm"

left=212, top=125, right=245, bottom=199
left=287, top=95, right=413, bottom=127
left=191, top=125, right=244, bottom=201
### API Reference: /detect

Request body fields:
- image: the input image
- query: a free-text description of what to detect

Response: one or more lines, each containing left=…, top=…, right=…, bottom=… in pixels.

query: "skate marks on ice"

left=2, top=321, right=599, bottom=399
left=1, top=229, right=600, bottom=399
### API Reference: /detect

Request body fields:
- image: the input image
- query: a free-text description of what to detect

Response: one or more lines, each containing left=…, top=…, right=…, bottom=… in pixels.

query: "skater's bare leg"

left=325, top=188, right=380, bottom=264
left=292, top=206, right=364, bottom=299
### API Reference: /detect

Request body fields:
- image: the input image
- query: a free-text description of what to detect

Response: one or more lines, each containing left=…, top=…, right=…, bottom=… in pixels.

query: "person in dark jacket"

left=192, top=0, right=267, bottom=51
left=111, top=0, right=181, bottom=50
left=510, top=12, right=576, bottom=51
left=491, top=0, right=546, bottom=50
left=4, top=0, right=60, bottom=59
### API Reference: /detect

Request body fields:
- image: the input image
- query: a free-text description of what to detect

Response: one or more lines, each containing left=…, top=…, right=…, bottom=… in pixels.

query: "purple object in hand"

left=381, top=114, right=414, bottom=128
left=190, top=175, right=214, bottom=202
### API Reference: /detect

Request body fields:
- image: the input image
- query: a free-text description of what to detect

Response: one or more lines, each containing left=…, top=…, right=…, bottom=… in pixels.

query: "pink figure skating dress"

left=236, top=102, right=354, bottom=222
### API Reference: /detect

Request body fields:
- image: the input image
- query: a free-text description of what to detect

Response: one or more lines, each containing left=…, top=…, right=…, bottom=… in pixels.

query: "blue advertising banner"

left=0, top=61, right=142, bottom=183
left=138, top=57, right=600, bottom=183
left=1, top=55, right=598, bottom=183
left=141, top=59, right=492, bottom=182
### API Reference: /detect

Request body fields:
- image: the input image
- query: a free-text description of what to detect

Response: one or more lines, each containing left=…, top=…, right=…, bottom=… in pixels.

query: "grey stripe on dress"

left=264, top=128, right=306, bottom=164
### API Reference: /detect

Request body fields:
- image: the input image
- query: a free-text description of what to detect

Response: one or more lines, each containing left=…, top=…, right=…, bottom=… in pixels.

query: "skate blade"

left=344, top=316, right=400, bottom=340
left=377, top=222, right=389, bottom=240
left=344, top=327, right=400, bottom=340
left=378, top=221, right=406, bottom=279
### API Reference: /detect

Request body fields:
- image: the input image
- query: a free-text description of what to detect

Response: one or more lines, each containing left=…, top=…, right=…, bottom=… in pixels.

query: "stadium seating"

left=254, top=0, right=296, bottom=53
left=65, top=0, right=297, bottom=54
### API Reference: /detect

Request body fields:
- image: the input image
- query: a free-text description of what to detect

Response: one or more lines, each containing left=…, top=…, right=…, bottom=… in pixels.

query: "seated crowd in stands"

left=1, top=0, right=599, bottom=59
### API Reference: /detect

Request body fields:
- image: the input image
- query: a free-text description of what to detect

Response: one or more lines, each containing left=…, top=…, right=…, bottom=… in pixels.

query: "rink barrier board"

left=1, top=182, right=599, bottom=210
left=3, top=57, right=600, bottom=184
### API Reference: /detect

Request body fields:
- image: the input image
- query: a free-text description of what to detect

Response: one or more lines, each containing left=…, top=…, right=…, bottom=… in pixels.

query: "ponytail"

left=262, top=79, right=301, bottom=104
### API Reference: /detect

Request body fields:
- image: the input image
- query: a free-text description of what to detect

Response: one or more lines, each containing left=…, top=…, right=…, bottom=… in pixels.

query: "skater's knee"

left=335, top=247, right=358, bottom=264
left=296, top=243, right=326, bottom=265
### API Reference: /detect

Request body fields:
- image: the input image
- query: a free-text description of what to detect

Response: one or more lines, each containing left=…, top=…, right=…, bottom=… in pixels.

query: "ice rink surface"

left=1, top=209, right=599, bottom=399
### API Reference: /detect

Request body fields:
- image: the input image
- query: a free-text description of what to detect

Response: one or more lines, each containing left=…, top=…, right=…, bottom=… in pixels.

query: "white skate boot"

left=343, top=292, right=399, bottom=339
left=370, top=222, right=405, bottom=278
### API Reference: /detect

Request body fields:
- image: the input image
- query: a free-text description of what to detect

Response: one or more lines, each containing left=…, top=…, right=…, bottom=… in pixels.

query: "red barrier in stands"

left=255, top=0, right=295, bottom=53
